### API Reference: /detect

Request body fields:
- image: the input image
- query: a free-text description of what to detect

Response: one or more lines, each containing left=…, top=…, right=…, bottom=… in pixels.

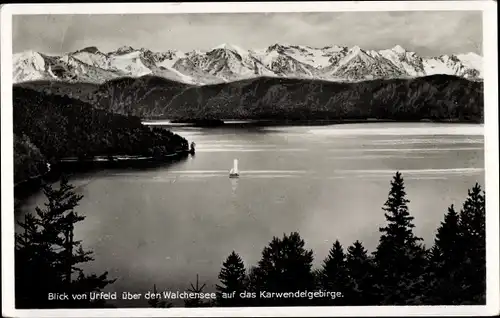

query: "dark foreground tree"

left=372, top=172, right=427, bottom=305
left=216, top=251, right=248, bottom=307
left=15, top=176, right=115, bottom=308
left=250, top=232, right=315, bottom=306
left=317, top=240, right=350, bottom=305
left=458, top=183, right=486, bottom=304
left=345, top=241, right=377, bottom=305
left=426, top=183, right=486, bottom=305
left=184, top=274, right=212, bottom=307
left=425, top=205, right=462, bottom=304
left=148, top=284, right=172, bottom=308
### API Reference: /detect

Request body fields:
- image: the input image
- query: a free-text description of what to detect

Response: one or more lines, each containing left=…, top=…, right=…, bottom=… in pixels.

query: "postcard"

left=1, top=1, right=498, bottom=317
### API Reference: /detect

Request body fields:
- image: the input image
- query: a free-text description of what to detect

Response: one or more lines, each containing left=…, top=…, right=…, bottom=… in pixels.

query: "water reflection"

left=230, top=178, right=239, bottom=196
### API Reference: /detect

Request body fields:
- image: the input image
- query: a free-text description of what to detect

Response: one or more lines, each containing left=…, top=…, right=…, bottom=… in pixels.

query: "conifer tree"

left=148, top=284, right=171, bottom=308
left=318, top=240, right=350, bottom=305
left=457, top=183, right=486, bottom=304
left=216, top=251, right=248, bottom=307
left=242, top=265, right=259, bottom=306
left=311, top=268, right=323, bottom=290
left=345, top=240, right=377, bottom=305
left=425, top=205, right=463, bottom=304
left=252, top=232, right=315, bottom=306
left=15, top=176, right=115, bottom=308
left=373, top=172, right=427, bottom=305
left=184, top=274, right=211, bottom=307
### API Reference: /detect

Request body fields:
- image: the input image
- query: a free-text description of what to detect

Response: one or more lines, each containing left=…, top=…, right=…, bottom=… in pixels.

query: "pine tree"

left=148, top=284, right=171, bottom=308
left=345, top=240, right=377, bottom=305
left=425, top=205, right=463, bottom=304
left=15, top=213, right=60, bottom=308
left=216, top=251, right=248, bottom=307
left=457, top=183, right=486, bottom=304
left=318, top=240, right=350, bottom=305
left=373, top=172, right=427, bottom=305
left=252, top=232, right=315, bottom=306
left=184, top=274, right=211, bottom=307
left=246, top=266, right=259, bottom=292
left=15, top=176, right=115, bottom=308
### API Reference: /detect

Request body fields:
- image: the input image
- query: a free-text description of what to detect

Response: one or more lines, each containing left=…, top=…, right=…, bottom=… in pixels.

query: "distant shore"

left=143, top=118, right=482, bottom=128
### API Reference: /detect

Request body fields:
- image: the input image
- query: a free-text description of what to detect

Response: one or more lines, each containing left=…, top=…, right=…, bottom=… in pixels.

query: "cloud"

left=12, top=11, right=482, bottom=56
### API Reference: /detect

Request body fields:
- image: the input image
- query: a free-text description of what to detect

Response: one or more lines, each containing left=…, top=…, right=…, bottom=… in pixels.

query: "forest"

left=14, top=172, right=486, bottom=308
left=16, top=74, right=484, bottom=123
left=161, top=75, right=484, bottom=122
left=13, top=87, right=189, bottom=184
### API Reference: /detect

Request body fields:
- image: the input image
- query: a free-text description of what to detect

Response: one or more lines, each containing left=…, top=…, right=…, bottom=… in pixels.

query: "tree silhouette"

left=15, top=176, right=115, bottom=308
left=457, top=183, right=486, bottom=304
left=345, top=240, right=377, bottom=305
left=251, top=232, right=315, bottom=306
left=373, top=172, right=427, bottom=305
left=147, top=284, right=172, bottom=308
left=216, top=251, right=248, bottom=307
left=184, top=274, right=211, bottom=307
left=425, top=205, right=463, bottom=304
left=318, top=240, right=350, bottom=305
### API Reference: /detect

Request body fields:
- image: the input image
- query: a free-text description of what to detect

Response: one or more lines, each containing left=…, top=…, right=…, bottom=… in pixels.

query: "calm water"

left=17, top=123, right=485, bottom=307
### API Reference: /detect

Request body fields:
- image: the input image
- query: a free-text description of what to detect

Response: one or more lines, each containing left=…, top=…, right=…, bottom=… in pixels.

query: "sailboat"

left=229, top=159, right=240, bottom=178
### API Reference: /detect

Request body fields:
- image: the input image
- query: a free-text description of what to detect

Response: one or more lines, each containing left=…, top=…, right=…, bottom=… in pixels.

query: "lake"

left=17, top=122, right=485, bottom=307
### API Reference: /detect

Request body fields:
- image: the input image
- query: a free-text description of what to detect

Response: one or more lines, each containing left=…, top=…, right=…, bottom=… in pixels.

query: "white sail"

left=233, top=159, right=239, bottom=173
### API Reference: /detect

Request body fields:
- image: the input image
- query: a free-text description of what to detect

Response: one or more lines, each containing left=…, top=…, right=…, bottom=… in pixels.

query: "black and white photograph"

left=1, top=1, right=499, bottom=317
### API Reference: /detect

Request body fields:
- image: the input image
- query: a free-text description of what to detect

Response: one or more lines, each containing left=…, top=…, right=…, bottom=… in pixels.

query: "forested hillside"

left=15, top=74, right=484, bottom=122
left=13, top=87, right=188, bottom=184
left=162, top=75, right=483, bottom=122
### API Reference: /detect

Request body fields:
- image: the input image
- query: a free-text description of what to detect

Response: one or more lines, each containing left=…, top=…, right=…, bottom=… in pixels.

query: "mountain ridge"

left=16, top=74, right=482, bottom=123
left=13, top=44, right=483, bottom=85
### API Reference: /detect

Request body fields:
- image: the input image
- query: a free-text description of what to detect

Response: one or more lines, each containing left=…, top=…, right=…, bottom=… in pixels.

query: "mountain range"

left=13, top=44, right=483, bottom=85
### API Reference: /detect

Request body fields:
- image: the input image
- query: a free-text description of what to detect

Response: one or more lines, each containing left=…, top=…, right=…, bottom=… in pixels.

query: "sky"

left=12, top=11, right=483, bottom=57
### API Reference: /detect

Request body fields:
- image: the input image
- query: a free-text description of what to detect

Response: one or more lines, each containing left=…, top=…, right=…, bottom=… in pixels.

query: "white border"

left=1, top=1, right=498, bottom=317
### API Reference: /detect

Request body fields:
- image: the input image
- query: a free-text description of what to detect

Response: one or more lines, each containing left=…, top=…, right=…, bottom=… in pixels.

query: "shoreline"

left=142, top=118, right=483, bottom=128
left=14, top=150, right=192, bottom=200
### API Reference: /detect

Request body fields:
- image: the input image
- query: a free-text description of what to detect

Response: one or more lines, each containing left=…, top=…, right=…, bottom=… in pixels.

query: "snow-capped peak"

left=392, top=45, right=406, bottom=54
left=349, top=45, right=363, bottom=54
left=454, top=52, right=483, bottom=77
left=113, top=46, right=136, bottom=55
left=75, top=46, right=102, bottom=54
left=266, top=43, right=288, bottom=53
left=211, top=43, right=249, bottom=57
left=212, top=43, right=239, bottom=51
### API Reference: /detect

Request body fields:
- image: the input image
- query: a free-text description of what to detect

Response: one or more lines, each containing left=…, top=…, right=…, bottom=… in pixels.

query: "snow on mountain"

left=13, top=51, right=53, bottom=82
left=13, top=50, right=121, bottom=83
left=108, top=50, right=152, bottom=76
left=377, top=45, right=426, bottom=76
left=257, top=44, right=346, bottom=69
left=455, top=52, right=483, bottom=78
left=173, top=44, right=276, bottom=82
left=212, top=43, right=248, bottom=58
left=70, top=47, right=110, bottom=69
left=12, top=44, right=483, bottom=85
left=422, top=54, right=481, bottom=79
left=321, top=46, right=405, bottom=80
left=255, top=46, right=317, bottom=78
left=156, top=50, right=186, bottom=68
